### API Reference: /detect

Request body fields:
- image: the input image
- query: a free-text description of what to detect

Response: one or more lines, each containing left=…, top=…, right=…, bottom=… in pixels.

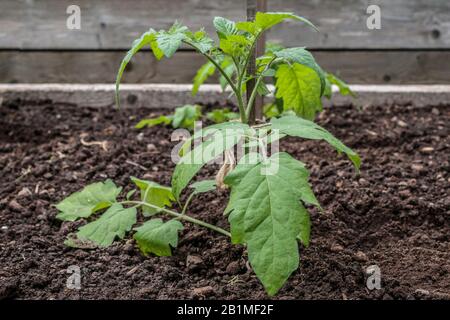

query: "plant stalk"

left=181, top=192, right=195, bottom=215
left=245, top=56, right=277, bottom=119
left=121, top=200, right=231, bottom=238
left=182, top=40, right=247, bottom=123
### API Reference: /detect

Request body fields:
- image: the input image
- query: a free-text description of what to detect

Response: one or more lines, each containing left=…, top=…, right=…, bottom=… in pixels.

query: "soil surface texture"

left=0, top=101, right=449, bottom=300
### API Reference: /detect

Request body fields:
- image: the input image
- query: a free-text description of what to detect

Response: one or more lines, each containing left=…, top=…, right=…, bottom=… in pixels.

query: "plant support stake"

left=247, top=0, right=267, bottom=124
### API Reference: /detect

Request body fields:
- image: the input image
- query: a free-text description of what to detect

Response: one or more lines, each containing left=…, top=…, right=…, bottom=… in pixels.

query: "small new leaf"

left=186, top=30, right=215, bottom=54
left=190, top=180, right=216, bottom=195
left=134, top=219, right=184, bottom=256
left=193, top=61, right=216, bottom=96
left=236, top=21, right=259, bottom=35
left=73, top=204, right=137, bottom=247
left=213, top=17, right=238, bottom=39
left=156, top=22, right=188, bottom=58
left=325, top=73, right=356, bottom=99
left=56, top=180, right=122, bottom=221
left=206, top=108, right=239, bottom=124
left=135, top=115, right=172, bottom=129
left=219, top=34, right=250, bottom=57
left=131, top=177, right=175, bottom=216
left=172, top=105, right=201, bottom=130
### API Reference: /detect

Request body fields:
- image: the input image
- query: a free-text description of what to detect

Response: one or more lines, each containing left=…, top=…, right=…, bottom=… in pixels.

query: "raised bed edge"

left=1, top=84, right=449, bottom=109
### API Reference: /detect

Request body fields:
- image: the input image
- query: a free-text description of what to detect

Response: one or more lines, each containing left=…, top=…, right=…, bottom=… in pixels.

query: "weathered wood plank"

left=1, top=84, right=450, bottom=109
left=1, top=50, right=449, bottom=84
left=0, top=0, right=449, bottom=49
left=0, top=51, right=209, bottom=84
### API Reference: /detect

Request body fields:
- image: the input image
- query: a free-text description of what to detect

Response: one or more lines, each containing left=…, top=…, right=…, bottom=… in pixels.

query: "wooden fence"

left=0, top=0, right=449, bottom=84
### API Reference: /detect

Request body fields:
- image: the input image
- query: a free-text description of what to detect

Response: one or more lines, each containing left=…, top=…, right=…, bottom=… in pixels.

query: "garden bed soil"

left=0, top=100, right=449, bottom=300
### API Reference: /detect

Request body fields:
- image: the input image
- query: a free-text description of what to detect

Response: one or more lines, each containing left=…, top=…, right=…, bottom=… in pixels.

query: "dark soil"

left=0, top=101, right=449, bottom=300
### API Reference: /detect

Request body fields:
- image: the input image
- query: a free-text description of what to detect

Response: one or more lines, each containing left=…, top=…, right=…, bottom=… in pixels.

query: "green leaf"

left=297, top=217, right=311, bottom=248
left=271, top=115, right=361, bottom=169
left=326, top=73, right=355, bottom=98
left=206, top=108, right=239, bottom=124
left=171, top=122, right=249, bottom=199
left=323, top=76, right=333, bottom=99
left=190, top=180, right=216, bottom=195
left=56, top=180, right=122, bottom=221
left=193, top=61, right=216, bottom=96
left=172, top=105, right=201, bottom=130
left=186, top=30, right=215, bottom=54
left=115, top=29, right=159, bottom=107
left=236, top=21, right=258, bottom=35
left=219, top=58, right=235, bottom=91
left=126, top=189, right=136, bottom=200
left=266, top=42, right=285, bottom=54
left=255, top=12, right=318, bottom=32
left=72, top=204, right=137, bottom=247
left=156, top=22, right=188, bottom=58
left=275, top=63, right=322, bottom=120
left=274, top=47, right=326, bottom=96
left=134, top=219, right=184, bottom=256
left=213, top=17, right=238, bottom=39
left=257, top=81, right=271, bottom=96
left=135, top=115, right=172, bottom=129
left=263, top=102, right=282, bottom=119
left=219, top=34, right=250, bottom=56
left=224, top=152, right=319, bottom=295
left=131, top=177, right=175, bottom=216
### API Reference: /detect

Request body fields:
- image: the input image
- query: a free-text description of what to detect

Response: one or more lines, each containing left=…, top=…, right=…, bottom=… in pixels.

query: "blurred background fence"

left=0, top=0, right=449, bottom=84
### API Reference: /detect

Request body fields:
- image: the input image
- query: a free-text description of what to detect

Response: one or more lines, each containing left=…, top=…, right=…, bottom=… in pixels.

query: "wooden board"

left=1, top=50, right=449, bottom=84
left=2, top=84, right=450, bottom=109
left=1, top=0, right=449, bottom=49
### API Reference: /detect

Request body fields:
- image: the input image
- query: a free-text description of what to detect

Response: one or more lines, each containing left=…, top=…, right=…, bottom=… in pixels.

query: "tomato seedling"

left=136, top=104, right=201, bottom=130
left=57, top=12, right=360, bottom=296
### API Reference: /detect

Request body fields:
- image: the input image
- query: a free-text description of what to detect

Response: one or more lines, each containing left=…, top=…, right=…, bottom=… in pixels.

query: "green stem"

left=246, top=76, right=263, bottom=119
left=121, top=200, right=231, bottom=238
left=231, top=56, right=241, bottom=76
left=236, top=93, right=247, bottom=124
left=181, top=192, right=195, bottom=215
left=183, top=40, right=247, bottom=123
left=240, top=33, right=261, bottom=88
left=238, top=34, right=261, bottom=123
left=245, top=56, right=277, bottom=119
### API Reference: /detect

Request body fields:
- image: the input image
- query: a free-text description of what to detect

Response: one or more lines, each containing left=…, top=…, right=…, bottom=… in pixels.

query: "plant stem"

left=121, top=200, right=231, bottom=238
left=237, top=33, right=261, bottom=122
left=245, top=56, right=277, bottom=119
left=181, top=192, right=195, bottom=215
left=182, top=40, right=247, bottom=123
left=240, top=33, right=260, bottom=87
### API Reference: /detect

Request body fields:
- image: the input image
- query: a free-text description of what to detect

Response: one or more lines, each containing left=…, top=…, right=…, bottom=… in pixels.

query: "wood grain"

left=1, top=50, right=449, bottom=84
left=2, top=84, right=450, bottom=109
left=1, top=0, right=449, bottom=49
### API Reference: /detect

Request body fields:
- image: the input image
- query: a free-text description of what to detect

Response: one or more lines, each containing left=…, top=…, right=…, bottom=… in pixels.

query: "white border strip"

left=1, top=84, right=449, bottom=108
